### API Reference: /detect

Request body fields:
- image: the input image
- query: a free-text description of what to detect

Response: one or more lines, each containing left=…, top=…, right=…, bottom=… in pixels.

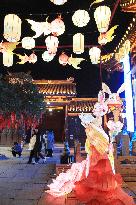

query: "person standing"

left=33, top=127, right=46, bottom=163
left=46, top=130, right=54, bottom=157
left=27, top=129, right=37, bottom=164
left=42, top=130, right=48, bottom=155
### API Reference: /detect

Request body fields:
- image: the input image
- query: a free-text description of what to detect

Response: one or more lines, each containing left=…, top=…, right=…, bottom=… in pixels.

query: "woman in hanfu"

left=47, top=91, right=135, bottom=205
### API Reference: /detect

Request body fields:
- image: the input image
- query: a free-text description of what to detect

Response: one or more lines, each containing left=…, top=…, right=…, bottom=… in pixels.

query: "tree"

left=0, top=72, right=45, bottom=117
left=0, top=72, right=45, bottom=144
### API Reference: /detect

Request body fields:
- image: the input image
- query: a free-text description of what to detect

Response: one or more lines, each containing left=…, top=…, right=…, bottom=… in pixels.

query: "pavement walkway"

left=0, top=144, right=136, bottom=205
left=0, top=144, right=63, bottom=205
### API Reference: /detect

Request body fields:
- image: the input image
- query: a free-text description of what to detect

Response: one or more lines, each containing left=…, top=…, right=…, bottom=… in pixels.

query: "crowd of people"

left=11, top=127, right=55, bottom=164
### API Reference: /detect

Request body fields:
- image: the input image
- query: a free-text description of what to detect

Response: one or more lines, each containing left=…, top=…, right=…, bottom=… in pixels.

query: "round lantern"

left=73, top=33, right=84, bottom=54
left=42, top=51, right=55, bottom=62
left=89, top=47, right=101, bottom=64
left=51, top=16, right=65, bottom=36
left=4, top=14, right=22, bottom=42
left=22, top=37, right=35, bottom=49
left=45, top=36, right=59, bottom=54
left=94, top=6, right=111, bottom=33
left=3, top=52, right=13, bottom=67
left=59, top=52, right=69, bottom=65
left=50, top=0, right=67, bottom=5
left=72, top=10, right=90, bottom=27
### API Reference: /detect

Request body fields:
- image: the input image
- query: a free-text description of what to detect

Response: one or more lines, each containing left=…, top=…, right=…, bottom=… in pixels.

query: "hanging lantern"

left=42, top=51, right=55, bottom=62
left=28, top=53, right=37, bottom=64
left=51, top=16, right=65, bottom=36
left=94, top=6, right=111, bottom=33
left=72, top=10, right=90, bottom=27
left=3, top=52, right=13, bottom=67
left=45, top=36, right=59, bottom=54
left=22, top=37, right=35, bottom=49
left=89, top=47, right=101, bottom=64
left=50, top=0, right=67, bottom=5
left=43, top=20, right=52, bottom=36
left=59, top=52, right=69, bottom=66
left=4, top=14, right=22, bottom=42
left=73, top=33, right=84, bottom=54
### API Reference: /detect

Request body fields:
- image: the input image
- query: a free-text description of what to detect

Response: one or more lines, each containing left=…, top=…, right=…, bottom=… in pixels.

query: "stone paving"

left=0, top=144, right=62, bottom=205
left=0, top=145, right=136, bottom=205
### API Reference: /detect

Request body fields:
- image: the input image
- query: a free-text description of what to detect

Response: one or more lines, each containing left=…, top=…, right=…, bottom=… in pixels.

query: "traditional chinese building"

left=33, top=78, right=97, bottom=146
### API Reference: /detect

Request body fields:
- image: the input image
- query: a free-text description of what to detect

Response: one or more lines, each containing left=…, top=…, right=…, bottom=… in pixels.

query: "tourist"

left=11, top=142, right=22, bottom=157
left=27, top=129, right=37, bottom=164
left=46, top=130, right=54, bottom=157
left=27, top=127, right=46, bottom=164
left=42, top=130, right=48, bottom=154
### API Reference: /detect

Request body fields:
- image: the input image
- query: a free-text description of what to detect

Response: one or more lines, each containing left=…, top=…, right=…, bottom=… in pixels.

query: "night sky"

left=0, top=0, right=134, bottom=97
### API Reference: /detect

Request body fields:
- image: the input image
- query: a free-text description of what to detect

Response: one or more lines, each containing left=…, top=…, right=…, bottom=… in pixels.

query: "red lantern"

left=51, top=16, right=65, bottom=36
left=59, top=52, right=69, bottom=66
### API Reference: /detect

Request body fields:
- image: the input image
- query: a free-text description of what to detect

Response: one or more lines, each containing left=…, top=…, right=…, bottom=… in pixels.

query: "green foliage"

left=0, top=72, right=45, bottom=117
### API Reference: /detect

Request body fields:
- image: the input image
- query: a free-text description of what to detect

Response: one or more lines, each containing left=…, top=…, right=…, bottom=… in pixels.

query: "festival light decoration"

left=115, top=40, right=131, bottom=62
left=4, top=14, right=22, bottom=42
left=3, top=52, right=13, bottom=67
left=22, top=37, right=35, bottom=49
left=89, top=47, right=101, bottom=64
left=42, top=51, right=55, bottom=62
left=98, top=25, right=118, bottom=45
left=122, top=54, right=134, bottom=132
left=27, top=19, right=51, bottom=38
left=50, top=0, right=67, bottom=5
left=45, top=36, right=59, bottom=54
left=16, top=53, right=37, bottom=64
left=72, top=10, right=90, bottom=27
left=51, top=16, right=65, bottom=36
left=59, top=52, right=69, bottom=65
left=73, top=33, right=84, bottom=54
left=94, top=6, right=111, bottom=33
left=68, top=55, right=85, bottom=69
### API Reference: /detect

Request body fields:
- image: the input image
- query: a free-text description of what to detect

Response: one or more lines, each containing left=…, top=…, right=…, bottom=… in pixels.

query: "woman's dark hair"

left=32, top=130, right=36, bottom=136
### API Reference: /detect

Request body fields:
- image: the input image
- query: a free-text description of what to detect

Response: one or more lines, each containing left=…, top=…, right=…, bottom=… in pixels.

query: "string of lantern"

left=0, top=1, right=122, bottom=70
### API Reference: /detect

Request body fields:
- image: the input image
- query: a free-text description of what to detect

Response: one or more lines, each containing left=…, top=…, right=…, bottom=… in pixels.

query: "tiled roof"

left=103, top=14, right=136, bottom=72
left=68, top=99, right=97, bottom=113
left=33, top=80, right=76, bottom=97
left=121, top=0, right=136, bottom=12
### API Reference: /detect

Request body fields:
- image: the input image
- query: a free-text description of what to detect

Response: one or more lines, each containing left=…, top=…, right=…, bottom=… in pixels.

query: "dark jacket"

left=12, top=144, right=22, bottom=153
left=33, top=132, right=42, bottom=152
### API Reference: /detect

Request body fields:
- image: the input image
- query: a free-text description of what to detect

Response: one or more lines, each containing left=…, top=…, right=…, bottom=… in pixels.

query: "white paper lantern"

left=94, top=6, right=111, bottom=33
left=51, top=17, right=65, bottom=36
left=89, top=47, right=101, bottom=64
left=3, top=52, right=13, bottom=67
left=22, top=37, right=35, bottom=49
left=4, top=14, right=22, bottom=42
left=50, top=0, right=67, bottom=5
left=72, top=10, right=90, bottom=27
left=45, top=36, right=59, bottom=54
left=42, top=51, right=55, bottom=62
left=73, top=33, right=84, bottom=54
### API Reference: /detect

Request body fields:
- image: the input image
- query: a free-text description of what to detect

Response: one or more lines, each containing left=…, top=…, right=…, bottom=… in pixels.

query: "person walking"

left=27, top=129, right=37, bottom=164
left=27, top=127, right=46, bottom=164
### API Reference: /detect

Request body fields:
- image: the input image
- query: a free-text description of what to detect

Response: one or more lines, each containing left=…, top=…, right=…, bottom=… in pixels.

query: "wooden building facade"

left=34, top=78, right=97, bottom=147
